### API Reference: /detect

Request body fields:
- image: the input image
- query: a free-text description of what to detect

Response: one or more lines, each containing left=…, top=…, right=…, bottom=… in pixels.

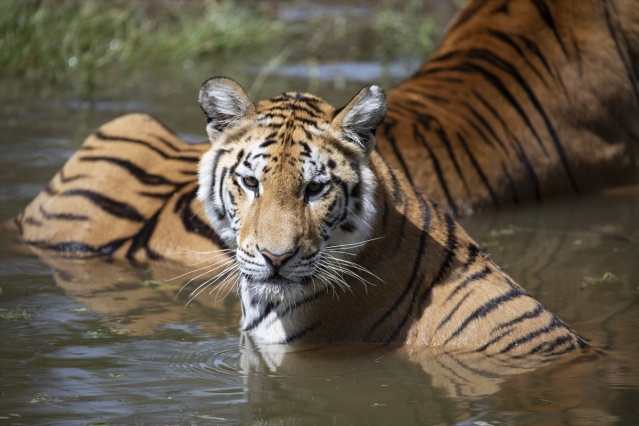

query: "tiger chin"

left=197, top=77, right=588, bottom=359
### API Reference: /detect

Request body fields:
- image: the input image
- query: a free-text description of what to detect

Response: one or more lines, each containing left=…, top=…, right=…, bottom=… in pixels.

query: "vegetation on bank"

left=0, top=0, right=438, bottom=94
left=0, top=0, right=283, bottom=91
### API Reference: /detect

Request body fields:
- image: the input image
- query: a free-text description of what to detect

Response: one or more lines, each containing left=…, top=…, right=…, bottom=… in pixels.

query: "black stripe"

left=475, top=328, right=515, bottom=353
left=463, top=105, right=497, bottom=151
left=43, top=184, right=57, bottom=196
left=443, top=287, right=526, bottom=345
left=472, top=91, right=509, bottom=153
left=79, top=156, right=178, bottom=186
left=175, top=189, right=228, bottom=248
left=58, top=169, right=88, bottom=183
left=242, top=301, right=275, bottom=332
left=419, top=212, right=458, bottom=309
left=276, top=288, right=326, bottom=318
left=446, top=0, right=486, bottom=33
left=216, top=167, right=229, bottom=219
left=500, top=161, right=519, bottom=204
left=379, top=121, right=414, bottom=186
left=126, top=209, right=161, bottom=260
left=473, top=91, right=541, bottom=201
left=94, top=131, right=200, bottom=162
left=475, top=305, right=546, bottom=352
left=464, top=48, right=580, bottom=193
left=498, top=315, right=563, bottom=354
left=413, top=124, right=459, bottom=215
left=603, top=1, right=639, bottom=109
left=151, top=133, right=206, bottom=153
left=487, top=29, right=549, bottom=86
left=259, top=139, right=277, bottom=149
left=388, top=201, right=447, bottom=343
left=456, top=133, right=499, bottom=208
left=435, top=290, right=474, bottom=332
left=460, top=243, right=480, bottom=273
left=529, top=334, right=574, bottom=355
left=491, top=304, right=545, bottom=333
left=510, top=136, right=541, bottom=201
left=279, top=322, right=318, bottom=344
left=138, top=190, right=174, bottom=199
left=39, top=205, right=89, bottom=221
left=435, top=126, right=471, bottom=195
left=451, top=58, right=549, bottom=157
left=530, top=0, right=569, bottom=58
left=60, top=189, right=145, bottom=222
left=23, top=217, right=42, bottom=227
left=368, top=196, right=431, bottom=339
left=517, top=35, right=566, bottom=92
left=24, top=238, right=129, bottom=256
left=447, top=266, right=492, bottom=303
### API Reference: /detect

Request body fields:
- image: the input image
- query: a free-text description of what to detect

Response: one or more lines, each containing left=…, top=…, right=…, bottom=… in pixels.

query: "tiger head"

left=197, top=77, right=387, bottom=303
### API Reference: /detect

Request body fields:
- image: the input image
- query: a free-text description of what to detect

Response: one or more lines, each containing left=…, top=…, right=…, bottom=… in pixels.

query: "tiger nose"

left=260, top=248, right=295, bottom=267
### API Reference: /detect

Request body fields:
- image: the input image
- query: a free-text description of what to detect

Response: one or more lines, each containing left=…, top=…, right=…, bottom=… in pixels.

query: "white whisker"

left=326, top=236, right=385, bottom=251
left=186, top=262, right=239, bottom=305
left=169, top=254, right=236, bottom=282
left=326, top=254, right=385, bottom=286
left=176, top=257, right=237, bottom=297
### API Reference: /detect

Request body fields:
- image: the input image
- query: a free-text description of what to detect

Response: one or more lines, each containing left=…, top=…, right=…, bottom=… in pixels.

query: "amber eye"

left=242, top=176, right=259, bottom=189
left=305, top=181, right=326, bottom=197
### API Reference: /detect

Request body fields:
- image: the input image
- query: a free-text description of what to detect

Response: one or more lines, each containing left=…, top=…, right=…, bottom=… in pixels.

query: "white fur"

left=197, top=148, right=236, bottom=246
left=200, top=78, right=253, bottom=139
left=340, top=85, right=386, bottom=150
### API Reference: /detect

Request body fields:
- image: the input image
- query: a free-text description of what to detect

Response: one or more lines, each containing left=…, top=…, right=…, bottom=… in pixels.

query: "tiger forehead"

left=255, top=91, right=335, bottom=126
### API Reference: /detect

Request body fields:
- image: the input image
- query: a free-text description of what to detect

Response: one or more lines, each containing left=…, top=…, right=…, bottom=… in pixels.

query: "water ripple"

left=150, top=337, right=243, bottom=382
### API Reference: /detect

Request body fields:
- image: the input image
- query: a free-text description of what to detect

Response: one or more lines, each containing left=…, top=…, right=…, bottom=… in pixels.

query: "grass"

left=0, top=0, right=284, bottom=92
left=0, top=0, right=439, bottom=95
left=377, top=0, right=437, bottom=62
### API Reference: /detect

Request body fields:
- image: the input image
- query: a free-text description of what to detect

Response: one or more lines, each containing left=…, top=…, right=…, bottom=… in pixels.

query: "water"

left=5, top=185, right=638, bottom=425
left=1, top=3, right=639, bottom=425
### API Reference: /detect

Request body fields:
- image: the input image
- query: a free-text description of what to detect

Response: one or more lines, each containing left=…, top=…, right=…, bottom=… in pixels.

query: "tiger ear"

left=332, top=85, right=387, bottom=154
left=199, top=77, right=255, bottom=140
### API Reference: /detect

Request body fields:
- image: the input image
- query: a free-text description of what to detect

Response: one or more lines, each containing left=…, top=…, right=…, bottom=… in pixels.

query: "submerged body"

left=196, top=77, right=587, bottom=356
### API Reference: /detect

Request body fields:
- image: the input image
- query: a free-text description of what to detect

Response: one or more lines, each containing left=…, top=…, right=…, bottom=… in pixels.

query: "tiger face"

left=197, top=78, right=386, bottom=303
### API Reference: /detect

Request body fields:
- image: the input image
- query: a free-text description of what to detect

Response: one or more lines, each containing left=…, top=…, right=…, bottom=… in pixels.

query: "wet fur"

left=195, top=77, right=587, bottom=357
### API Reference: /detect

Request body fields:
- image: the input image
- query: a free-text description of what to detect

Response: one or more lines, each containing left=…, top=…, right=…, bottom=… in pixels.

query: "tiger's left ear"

left=199, top=77, right=256, bottom=140
left=332, top=85, right=387, bottom=154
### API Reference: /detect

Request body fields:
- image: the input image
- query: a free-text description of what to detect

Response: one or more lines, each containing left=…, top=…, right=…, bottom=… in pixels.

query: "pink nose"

left=260, top=249, right=295, bottom=267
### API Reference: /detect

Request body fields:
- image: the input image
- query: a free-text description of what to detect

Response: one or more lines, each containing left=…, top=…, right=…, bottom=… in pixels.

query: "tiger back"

left=379, top=0, right=639, bottom=215
left=11, top=114, right=223, bottom=263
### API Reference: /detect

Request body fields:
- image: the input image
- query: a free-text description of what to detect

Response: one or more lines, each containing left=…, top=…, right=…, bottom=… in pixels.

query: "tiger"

left=9, top=0, right=639, bottom=261
left=193, top=75, right=588, bottom=357
left=380, top=0, right=639, bottom=215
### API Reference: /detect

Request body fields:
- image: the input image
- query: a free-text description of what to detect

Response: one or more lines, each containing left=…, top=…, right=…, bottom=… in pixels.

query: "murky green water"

left=2, top=2, right=639, bottom=425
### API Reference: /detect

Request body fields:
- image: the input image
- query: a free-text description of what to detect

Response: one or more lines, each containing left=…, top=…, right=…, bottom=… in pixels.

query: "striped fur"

left=12, top=114, right=218, bottom=262
left=379, top=0, right=639, bottom=215
left=196, top=77, right=587, bottom=356
left=11, top=0, right=639, bottom=261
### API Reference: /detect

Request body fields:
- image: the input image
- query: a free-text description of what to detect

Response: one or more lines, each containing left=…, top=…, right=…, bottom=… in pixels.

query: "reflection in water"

left=238, top=335, right=613, bottom=425
left=2, top=185, right=638, bottom=424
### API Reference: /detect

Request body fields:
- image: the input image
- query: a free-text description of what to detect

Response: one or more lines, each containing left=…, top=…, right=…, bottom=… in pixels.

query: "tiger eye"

left=243, top=176, right=259, bottom=189
left=305, top=181, right=325, bottom=196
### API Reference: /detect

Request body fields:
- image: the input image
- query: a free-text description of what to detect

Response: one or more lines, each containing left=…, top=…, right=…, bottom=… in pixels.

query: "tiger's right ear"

left=199, top=77, right=255, bottom=140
